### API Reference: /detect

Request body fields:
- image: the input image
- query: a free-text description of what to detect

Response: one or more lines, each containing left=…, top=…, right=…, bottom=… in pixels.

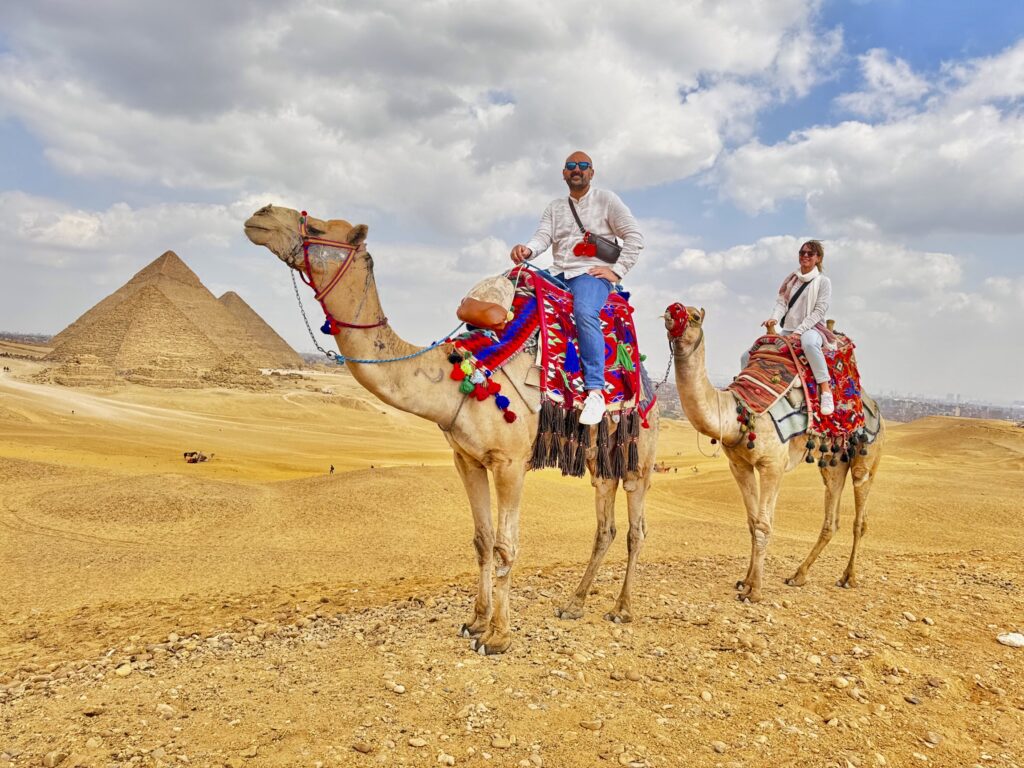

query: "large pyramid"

left=44, top=251, right=301, bottom=387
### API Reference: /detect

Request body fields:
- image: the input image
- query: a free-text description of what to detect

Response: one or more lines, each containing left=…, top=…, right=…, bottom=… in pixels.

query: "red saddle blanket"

left=448, top=266, right=654, bottom=479
left=729, top=334, right=866, bottom=439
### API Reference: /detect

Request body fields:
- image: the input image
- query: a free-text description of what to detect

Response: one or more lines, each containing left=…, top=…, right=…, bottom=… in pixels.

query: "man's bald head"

left=563, top=150, right=594, bottom=198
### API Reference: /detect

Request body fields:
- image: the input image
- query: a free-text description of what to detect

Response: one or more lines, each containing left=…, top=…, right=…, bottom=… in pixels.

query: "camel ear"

left=699, top=308, right=706, bottom=322
left=347, top=224, right=369, bottom=246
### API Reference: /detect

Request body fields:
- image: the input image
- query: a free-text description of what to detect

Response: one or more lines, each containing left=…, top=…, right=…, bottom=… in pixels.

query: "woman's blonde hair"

left=802, top=240, right=825, bottom=271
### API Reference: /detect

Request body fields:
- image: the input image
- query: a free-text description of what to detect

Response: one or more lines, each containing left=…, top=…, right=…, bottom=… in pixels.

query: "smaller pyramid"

left=45, top=251, right=301, bottom=387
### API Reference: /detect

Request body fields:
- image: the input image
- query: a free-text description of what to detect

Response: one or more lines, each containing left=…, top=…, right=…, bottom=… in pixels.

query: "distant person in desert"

left=510, top=150, right=644, bottom=425
left=329, top=464, right=335, bottom=475
left=750, top=240, right=835, bottom=416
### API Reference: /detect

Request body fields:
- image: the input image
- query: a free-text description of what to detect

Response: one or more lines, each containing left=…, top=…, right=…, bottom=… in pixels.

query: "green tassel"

left=616, top=342, right=635, bottom=372
left=458, top=379, right=474, bottom=394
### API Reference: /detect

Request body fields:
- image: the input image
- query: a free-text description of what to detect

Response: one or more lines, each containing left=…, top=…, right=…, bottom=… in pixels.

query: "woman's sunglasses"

left=565, top=161, right=592, bottom=171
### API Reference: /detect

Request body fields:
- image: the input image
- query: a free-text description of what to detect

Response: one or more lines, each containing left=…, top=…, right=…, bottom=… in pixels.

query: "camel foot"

left=785, top=573, right=808, bottom=587
left=470, top=632, right=511, bottom=656
left=603, top=610, right=632, bottom=624
left=836, top=573, right=858, bottom=589
left=459, top=623, right=484, bottom=639
left=555, top=604, right=584, bottom=621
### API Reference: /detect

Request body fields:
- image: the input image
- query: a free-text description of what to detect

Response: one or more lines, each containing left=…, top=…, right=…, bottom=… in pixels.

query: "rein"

left=297, top=211, right=388, bottom=333
left=291, top=211, right=463, bottom=366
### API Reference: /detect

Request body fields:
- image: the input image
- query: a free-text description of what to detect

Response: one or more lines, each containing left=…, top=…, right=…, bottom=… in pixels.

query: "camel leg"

left=838, top=444, right=883, bottom=588
left=471, top=460, right=525, bottom=656
left=605, top=472, right=651, bottom=624
left=786, top=462, right=848, bottom=587
left=557, top=477, right=619, bottom=620
left=451, top=450, right=493, bottom=639
left=739, top=464, right=782, bottom=603
left=728, top=459, right=760, bottom=592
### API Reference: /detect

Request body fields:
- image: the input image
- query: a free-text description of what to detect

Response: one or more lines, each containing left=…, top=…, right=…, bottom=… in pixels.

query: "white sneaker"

left=579, top=390, right=606, bottom=425
left=820, top=391, right=835, bottom=416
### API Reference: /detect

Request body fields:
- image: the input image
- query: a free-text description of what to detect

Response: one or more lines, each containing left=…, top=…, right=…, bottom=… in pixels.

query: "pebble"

left=114, top=663, right=132, bottom=677
left=579, top=720, right=603, bottom=731
left=924, top=732, right=942, bottom=747
left=701, top=691, right=713, bottom=702
left=625, top=670, right=642, bottom=682
left=353, top=742, right=372, bottom=754
left=409, top=738, right=427, bottom=748
left=85, top=738, right=102, bottom=749
left=157, top=703, right=176, bottom=719
left=241, top=746, right=259, bottom=758
left=902, top=612, right=917, bottom=622
left=996, top=632, right=1024, bottom=648
left=437, top=752, right=455, bottom=765
left=491, top=737, right=512, bottom=749
left=922, top=617, right=935, bottom=626
left=808, top=655, right=822, bottom=666
left=905, top=695, right=921, bottom=705
left=712, top=741, right=727, bottom=754
left=42, top=753, right=67, bottom=768
left=833, top=677, right=850, bottom=689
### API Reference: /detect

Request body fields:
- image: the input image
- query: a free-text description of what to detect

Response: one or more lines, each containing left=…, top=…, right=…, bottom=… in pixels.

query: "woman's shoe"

left=820, top=391, right=835, bottom=416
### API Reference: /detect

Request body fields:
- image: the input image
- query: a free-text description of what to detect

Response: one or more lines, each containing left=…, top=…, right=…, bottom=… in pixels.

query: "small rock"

left=807, top=654, right=822, bottom=666
left=43, top=752, right=67, bottom=768
left=927, top=677, right=944, bottom=688
left=579, top=720, right=603, bottom=731
left=922, top=617, right=934, bottom=626
left=409, top=738, right=427, bottom=748
left=353, top=742, right=372, bottom=754
left=833, top=677, right=850, bottom=689
left=905, top=695, right=921, bottom=705
left=712, top=741, right=727, bottom=754
left=114, top=664, right=132, bottom=677
left=625, top=670, right=641, bottom=682
left=157, top=703, right=176, bottom=719
left=924, top=732, right=942, bottom=747
left=996, top=632, right=1024, bottom=648
left=491, top=737, right=511, bottom=749
left=700, top=690, right=713, bottom=702
left=437, top=752, right=455, bottom=765
left=85, top=738, right=102, bottom=749
left=241, top=746, right=258, bottom=758
left=902, top=612, right=917, bottom=622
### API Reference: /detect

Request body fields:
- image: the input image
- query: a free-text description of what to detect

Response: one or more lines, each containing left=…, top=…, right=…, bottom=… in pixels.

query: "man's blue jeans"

left=564, top=273, right=612, bottom=391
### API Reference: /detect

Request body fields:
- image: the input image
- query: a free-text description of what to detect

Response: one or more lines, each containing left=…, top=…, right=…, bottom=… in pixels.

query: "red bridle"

left=665, top=302, right=691, bottom=338
left=297, top=211, right=387, bottom=334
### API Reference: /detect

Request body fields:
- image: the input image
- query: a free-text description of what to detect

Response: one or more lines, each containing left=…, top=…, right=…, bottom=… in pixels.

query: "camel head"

left=244, top=204, right=369, bottom=270
left=664, top=302, right=705, bottom=352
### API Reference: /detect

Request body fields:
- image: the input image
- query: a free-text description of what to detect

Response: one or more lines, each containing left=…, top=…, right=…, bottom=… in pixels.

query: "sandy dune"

left=1, top=359, right=1022, bottom=767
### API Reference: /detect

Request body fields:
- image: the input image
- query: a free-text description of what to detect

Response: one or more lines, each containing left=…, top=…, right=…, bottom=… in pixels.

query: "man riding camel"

left=510, top=151, right=644, bottom=425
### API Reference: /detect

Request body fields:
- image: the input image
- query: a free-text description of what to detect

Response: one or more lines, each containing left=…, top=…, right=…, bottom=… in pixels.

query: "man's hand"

left=510, top=244, right=532, bottom=264
left=588, top=266, right=619, bottom=282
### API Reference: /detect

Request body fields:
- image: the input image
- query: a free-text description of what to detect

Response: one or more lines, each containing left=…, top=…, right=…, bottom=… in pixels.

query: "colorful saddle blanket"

left=729, top=333, right=866, bottom=440
left=448, top=266, right=654, bottom=479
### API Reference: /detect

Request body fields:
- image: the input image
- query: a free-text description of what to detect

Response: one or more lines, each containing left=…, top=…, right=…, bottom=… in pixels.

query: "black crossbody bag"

left=780, top=278, right=813, bottom=328
left=568, top=198, right=622, bottom=265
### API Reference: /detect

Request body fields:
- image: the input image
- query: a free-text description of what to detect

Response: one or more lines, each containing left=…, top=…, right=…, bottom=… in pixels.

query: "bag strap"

left=568, top=198, right=587, bottom=234
left=780, top=277, right=813, bottom=328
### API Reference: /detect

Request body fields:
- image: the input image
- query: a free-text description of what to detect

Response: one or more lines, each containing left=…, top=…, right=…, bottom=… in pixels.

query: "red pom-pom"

left=301, top=210, right=308, bottom=216
left=450, top=366, right=466, bottom=381
left=503, top=410, right=517, bottom=423
left=487, top=380, right=501, bottom=395
left=748, top=432, right=757, bottom=440
left=474, top=386, right=489, bottom=401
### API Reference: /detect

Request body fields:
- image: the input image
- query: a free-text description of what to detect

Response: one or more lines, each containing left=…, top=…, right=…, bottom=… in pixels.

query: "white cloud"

left=717, top=40, right=1024, bottom=237
left=0, top=0, right=840, bottom=236
left=835, top=49, right=930, bottom=118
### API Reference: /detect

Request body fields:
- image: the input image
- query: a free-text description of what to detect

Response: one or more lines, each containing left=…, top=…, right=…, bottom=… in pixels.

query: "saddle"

left=447, top=266, right=655, bottom=478
left=730, top=332, right=869, bottom=445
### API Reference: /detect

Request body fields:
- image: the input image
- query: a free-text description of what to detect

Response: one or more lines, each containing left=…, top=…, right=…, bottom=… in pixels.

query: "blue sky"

left=0, top=1, right=1021, bottom=402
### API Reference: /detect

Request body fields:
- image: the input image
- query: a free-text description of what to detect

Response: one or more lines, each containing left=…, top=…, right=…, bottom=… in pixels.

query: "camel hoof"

left=603, top=612, right=631, bottom=624
left=459, top=623, right=476, bottom=638
left=836, top=578, right=857, bottom=589
left=556, top=607, right=583, bottom=621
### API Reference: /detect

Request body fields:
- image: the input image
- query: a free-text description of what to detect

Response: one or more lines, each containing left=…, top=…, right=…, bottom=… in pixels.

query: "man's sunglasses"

left=564, top=161, right=592, bottom=171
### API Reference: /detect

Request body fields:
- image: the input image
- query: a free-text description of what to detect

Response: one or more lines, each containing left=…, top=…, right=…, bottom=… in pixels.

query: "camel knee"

left=753, top=525, right=771, bottom=550
left=493, top=541, right=516, bottom=578
left=627, top=523, right=645, bottom=552
left=596, top=524, right=616, bottom=548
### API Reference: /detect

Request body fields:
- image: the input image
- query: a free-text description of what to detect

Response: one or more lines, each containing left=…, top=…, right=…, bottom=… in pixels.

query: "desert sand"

left=1, top=356, right=1022, bottom=767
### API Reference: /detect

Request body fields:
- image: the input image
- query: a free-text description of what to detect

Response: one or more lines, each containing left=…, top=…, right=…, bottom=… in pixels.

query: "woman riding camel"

left=762, top=240, right=835, bottom=415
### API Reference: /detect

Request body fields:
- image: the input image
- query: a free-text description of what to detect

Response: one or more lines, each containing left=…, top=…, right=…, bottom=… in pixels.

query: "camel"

left=244, top=205, right=660, bottom=654
left=664, top=304, right=884, bottom=602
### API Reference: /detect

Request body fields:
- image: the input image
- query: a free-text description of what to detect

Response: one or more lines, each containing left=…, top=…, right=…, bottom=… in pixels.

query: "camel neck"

left=672, top=338, right=741, bottom=442
left=312, top=255, right=461, bottom=425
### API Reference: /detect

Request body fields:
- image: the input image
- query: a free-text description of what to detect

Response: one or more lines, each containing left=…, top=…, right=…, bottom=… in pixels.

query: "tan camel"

left=664, top=304, right=884, bottom=602
left=244, top=205, right=660, bottom=654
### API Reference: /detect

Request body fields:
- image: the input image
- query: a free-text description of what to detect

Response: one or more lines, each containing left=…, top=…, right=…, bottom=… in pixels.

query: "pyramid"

left=45, top=251, right=301, bottom=387
left=218, top=291, right=302, bottom=369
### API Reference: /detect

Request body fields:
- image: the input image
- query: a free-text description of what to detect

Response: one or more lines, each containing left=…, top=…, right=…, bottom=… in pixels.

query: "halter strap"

left=298, top=211, right=387, bottom=332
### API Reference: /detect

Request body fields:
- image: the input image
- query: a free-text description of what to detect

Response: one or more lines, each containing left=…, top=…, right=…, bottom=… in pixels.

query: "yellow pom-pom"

left=506, top=311, right=515, bottom=322
left=460, top=360, right=474, bottom=375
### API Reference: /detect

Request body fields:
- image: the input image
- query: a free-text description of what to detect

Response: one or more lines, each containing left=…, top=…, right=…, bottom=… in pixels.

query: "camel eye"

left=256, top=204, right=272, bottom=215
left=306, top=224, right=325, bottom=236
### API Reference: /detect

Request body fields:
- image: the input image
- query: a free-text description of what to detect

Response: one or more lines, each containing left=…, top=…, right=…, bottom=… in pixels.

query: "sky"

left=0, top=0, right=1021, bottom=404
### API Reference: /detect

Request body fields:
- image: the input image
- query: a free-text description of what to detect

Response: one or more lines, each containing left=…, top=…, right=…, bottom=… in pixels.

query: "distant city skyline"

left=0, top=1, right=1021, bottom=403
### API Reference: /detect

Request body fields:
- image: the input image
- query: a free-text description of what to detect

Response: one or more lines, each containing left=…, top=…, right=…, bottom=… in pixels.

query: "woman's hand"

left=510, top=244, right=532, bottom=264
